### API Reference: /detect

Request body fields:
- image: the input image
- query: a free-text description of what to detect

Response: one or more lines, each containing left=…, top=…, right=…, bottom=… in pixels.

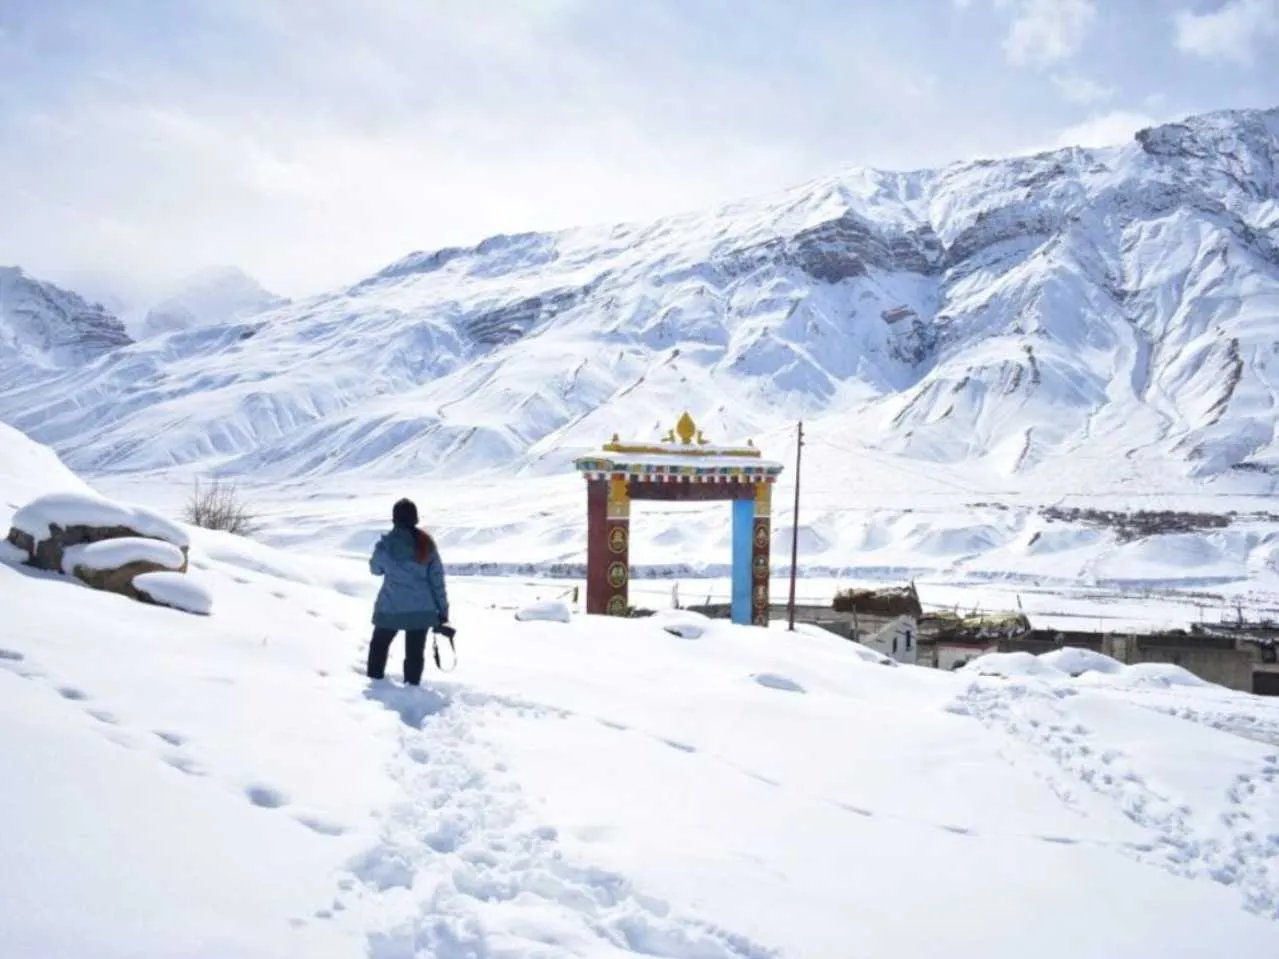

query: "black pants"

left=367, top=628, right=428, bottom=685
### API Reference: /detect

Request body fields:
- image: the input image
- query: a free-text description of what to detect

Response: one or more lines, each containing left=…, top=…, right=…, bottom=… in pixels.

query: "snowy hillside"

left=3, top=106, right=1277, bottom=483
left=0, top=266, right=131, bottom=368
left=136, top=266, right=287, bottom=339
left=2, top=106, right=1279, bottom=596
left=3, top=431, right=1279, bottom=958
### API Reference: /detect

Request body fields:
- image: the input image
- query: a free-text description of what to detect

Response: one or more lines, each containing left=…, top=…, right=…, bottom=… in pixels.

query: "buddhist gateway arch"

left=574, top=414, right=785, bottom=625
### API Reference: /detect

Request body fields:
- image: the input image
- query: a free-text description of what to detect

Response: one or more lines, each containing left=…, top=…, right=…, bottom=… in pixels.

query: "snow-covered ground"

left=4, top=424, right=1279, bottom=957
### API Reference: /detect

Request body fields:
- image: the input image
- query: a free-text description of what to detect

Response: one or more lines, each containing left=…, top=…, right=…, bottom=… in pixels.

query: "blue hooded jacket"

left=369, top=526, right=449, bottom=630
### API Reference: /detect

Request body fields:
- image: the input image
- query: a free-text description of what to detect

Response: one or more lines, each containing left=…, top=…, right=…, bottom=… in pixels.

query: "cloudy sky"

left=1, top=0, right=1277, bottom=300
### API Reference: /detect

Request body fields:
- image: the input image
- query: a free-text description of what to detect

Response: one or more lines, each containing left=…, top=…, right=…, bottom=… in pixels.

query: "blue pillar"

left=731, top=497, right=754, bottom=625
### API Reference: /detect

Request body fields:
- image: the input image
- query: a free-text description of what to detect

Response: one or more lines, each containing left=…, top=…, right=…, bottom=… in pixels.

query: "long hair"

left=411, top=527, right=435, bottom=564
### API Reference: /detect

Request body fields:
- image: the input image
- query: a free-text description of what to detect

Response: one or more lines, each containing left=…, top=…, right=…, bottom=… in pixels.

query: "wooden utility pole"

left=787, top=420, right=803, bottom=631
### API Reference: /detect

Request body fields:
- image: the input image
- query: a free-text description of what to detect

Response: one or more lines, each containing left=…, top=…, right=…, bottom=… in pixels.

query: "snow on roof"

left=576, top=451, right=785, bottom=473
left=11, top=492, right=190, bottom=549
left=576, top=412, right=785, bottom=475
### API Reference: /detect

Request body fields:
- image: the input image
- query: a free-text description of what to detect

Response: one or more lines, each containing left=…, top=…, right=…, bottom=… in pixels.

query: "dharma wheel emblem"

left=608, top=526, right=628, bottom=553
left=607, top=562, right=628, bottom=590
left=606, top=595, right=628, bottom=616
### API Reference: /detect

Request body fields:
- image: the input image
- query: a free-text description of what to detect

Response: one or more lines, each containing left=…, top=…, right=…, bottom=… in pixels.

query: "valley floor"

left=3, top=526, right=1279, bottom=958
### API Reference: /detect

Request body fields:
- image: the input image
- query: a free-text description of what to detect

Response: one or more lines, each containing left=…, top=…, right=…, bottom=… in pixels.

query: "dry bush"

left=183, top=477, right=260, bottom=536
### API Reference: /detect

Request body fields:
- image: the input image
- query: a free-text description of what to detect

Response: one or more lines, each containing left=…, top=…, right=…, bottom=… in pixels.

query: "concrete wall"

left=860, top=615, right=919, bottom=665
left=1104, top=634, right=1255, bottom=692
left=935, top=644, right=998, bottom=670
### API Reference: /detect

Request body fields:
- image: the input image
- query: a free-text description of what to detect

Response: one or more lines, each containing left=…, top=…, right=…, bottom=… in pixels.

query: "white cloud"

left=1001, top=0, right=1098, bottom=66
left=1051, top=72, right=1115, bottom=103
left=1173, top=0, right=1279, bottom=63
left=1054, top=110, right=1158, bottom=148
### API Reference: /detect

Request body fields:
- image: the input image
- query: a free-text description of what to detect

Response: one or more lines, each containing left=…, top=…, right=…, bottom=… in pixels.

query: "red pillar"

left=586, top=479, right=609, bottom=614
left=586, top=477, right=631, bottom=616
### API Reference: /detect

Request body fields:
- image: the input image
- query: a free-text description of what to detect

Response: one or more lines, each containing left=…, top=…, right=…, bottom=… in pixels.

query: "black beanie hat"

left=392, top=498, right=419, bottom=528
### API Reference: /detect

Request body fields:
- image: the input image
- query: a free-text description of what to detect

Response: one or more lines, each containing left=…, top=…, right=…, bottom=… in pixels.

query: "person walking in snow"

left=367, top=498, right=450, bottom=685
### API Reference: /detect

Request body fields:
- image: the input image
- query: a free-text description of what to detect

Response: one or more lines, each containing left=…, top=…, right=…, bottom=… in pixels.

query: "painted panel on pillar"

left=605, top=478, right=630, bottom=616
left=731, top=498, right=754, bottom=625
left=752, top=518, right=771, bottom=626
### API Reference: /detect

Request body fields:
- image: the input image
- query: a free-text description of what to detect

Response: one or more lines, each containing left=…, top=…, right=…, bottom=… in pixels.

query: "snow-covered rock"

left=10, top=491, right=188, bottom=551
left=5, top=489, right=206, bottom=613
left=132, top=570, right=213, bottom=615
left=61, top=537, right=187, bottom=576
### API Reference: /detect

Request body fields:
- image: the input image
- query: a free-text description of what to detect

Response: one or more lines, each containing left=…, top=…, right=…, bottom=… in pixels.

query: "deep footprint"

left=164, top=754, right=207, bottom=776
left=57, top=687, right=88, bottom=701
left=87, top=709, right=119, bottom=725
left=246, top=785, right=289, bottom=809
left=0, top=649, right=24, bottom=662
left=155, top=731, right=188, bottom=747
left=663, top=739, right=697, bottom=754
left=752, top=673, right=807, bottom=694
left=295, top=814, right=347, bottom=837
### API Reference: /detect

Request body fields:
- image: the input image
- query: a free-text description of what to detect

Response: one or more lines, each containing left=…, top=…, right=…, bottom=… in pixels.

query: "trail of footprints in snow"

left=0, top=650, right=346, bottom=838
left=326, top=682, right=778, bottom=958
left=952, top=681, right=1279, bottom=918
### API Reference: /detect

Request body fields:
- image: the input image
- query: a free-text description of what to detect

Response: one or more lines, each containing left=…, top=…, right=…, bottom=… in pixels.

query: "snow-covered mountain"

left=2, top=106, right=1279, bottom=590
left=135, top=266, right=287, bottom=339
left=0, top=267, right=131, bottom=369
left=3, top=106, right=1277, bottom=485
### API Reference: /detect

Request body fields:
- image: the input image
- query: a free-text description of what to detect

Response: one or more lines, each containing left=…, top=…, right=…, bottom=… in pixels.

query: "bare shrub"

left=183, top=477, right=260, bottom=536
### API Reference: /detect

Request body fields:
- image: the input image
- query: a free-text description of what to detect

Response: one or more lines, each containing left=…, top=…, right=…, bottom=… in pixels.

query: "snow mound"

left=514, top=599, right=571, bottom=623
left=1039, top=646, right=1125, bottom=677
left=132, top=571, right=213, bottom=616
left=961, top=652, right=1068, bottom=680
left=652, top=610, right=711, bottom=639
left=61, top=538, right=187, bottom=575
left=11, top=492, right=189, bottom=548
left=1078, top=662, right=1210, bottom=690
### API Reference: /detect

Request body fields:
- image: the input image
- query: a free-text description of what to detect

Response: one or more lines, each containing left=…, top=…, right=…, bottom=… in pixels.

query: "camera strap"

left=432, top=628, right=457, bottom=672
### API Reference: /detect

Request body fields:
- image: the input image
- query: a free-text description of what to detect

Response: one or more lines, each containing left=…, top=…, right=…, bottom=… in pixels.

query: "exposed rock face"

left=0, top=266, right=131, bottom=367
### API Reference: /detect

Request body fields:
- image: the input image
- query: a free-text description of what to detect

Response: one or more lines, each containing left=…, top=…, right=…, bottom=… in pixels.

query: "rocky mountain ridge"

left=0, top=106, right=1275, bottom=495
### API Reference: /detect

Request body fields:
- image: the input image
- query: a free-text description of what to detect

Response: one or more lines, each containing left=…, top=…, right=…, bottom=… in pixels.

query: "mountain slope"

left=3, top=107, right=1277, bottom=486
left=0, top=267, right=131, bottom=369
left=137, top=266, right=288, bottom=339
